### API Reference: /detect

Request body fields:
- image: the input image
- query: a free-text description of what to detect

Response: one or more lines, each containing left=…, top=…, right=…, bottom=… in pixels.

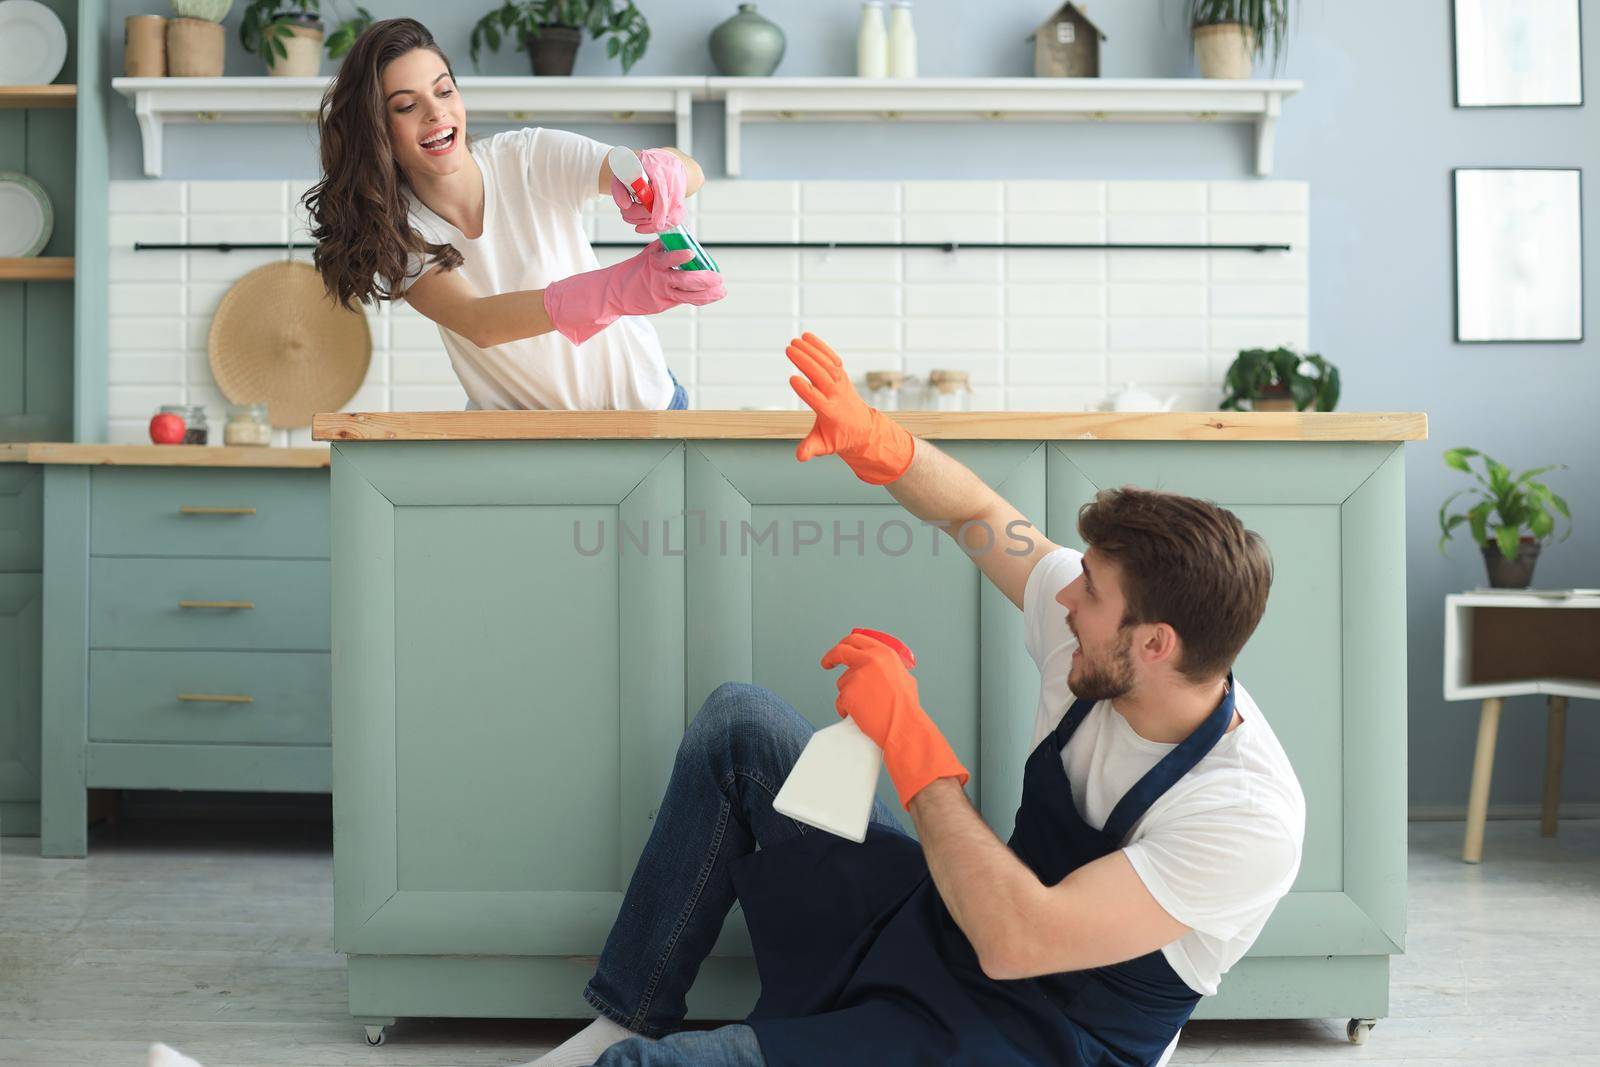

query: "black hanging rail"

left=134, top=240, right=1292, bottom=254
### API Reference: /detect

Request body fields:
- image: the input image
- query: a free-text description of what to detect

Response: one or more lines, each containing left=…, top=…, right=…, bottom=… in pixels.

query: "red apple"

left=149, top=412, right=186, bottom=445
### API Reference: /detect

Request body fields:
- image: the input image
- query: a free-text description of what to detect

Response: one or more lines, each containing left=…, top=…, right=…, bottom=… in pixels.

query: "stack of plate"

left=0, top=0, right=67, bottom=259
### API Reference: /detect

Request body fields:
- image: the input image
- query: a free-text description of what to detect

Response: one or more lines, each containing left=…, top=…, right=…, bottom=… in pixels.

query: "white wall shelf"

left=113, top=75, right=1301, bottom=180
left=112, top=76, right=704, bottom=177
left=711, top=77, right=1301, bottom=177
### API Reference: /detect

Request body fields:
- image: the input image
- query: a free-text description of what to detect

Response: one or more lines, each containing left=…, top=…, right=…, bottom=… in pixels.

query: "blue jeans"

left=665, top=369, right=688, bottom=410
left=584, top=682, right=909, bottom=1066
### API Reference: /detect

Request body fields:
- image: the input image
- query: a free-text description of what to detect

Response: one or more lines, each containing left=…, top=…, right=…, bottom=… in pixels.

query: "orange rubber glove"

left=786, top=332, right=916, bottom=485
left=821, top=631, right=970, bottom=809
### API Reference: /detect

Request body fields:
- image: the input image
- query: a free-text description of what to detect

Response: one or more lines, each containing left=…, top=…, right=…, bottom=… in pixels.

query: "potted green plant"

left=1186, top=0, right=1293, bottom=79
left=241, top=1, right=371, bottom=75
left=470, top=0, right=651, bottom=76
left=1437, top=448, right=1571, bottom=589
left=1219, top=347, right=1339, bottom=412
left=168, top=0, right=233, bottom=77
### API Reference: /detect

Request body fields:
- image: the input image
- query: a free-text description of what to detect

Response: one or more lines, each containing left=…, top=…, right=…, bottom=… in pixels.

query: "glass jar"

left=927, top=369, right=972, bottom=412
left=159, top=403, right=208, bottom=445
left=224, top=403, right=272, bottom=447
left=864, top=370, right=908, bottom=411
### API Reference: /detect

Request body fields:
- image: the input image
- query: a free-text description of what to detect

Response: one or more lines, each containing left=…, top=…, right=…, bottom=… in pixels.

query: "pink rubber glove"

left=610, top=148, right=687, bottom=234
left=542, top=241, right=726, bottom=345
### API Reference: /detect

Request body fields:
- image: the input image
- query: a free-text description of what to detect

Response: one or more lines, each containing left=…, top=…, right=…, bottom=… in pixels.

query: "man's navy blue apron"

left=729, top=679, right=1236, bottom=1067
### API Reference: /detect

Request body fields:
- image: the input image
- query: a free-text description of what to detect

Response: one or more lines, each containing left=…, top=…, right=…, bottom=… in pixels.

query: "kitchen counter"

left=321, top=410, right=1419, bottom=1037
left=16, top=443, right=330, bottom=468
left=313, top=409, right=1427, bottom=442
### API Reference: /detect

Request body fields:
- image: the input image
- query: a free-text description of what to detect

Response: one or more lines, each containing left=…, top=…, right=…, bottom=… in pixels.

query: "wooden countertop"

left=313, top=410, right=1428, bottom=443
left=16, top=443, right=331, bottom=468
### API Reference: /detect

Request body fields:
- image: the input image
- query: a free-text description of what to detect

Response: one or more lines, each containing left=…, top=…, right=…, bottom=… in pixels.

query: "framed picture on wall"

left=1453, top=168, right=1584, bottom=343
left=1453, top=0, right=1584, bottom=107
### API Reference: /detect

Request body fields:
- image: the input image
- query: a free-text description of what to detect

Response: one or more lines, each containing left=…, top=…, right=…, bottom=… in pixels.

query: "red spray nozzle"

left=850, top=628, right=916, bottom=670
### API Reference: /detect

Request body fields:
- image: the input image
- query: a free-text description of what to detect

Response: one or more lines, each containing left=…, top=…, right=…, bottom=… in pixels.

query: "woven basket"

left=208, top=261, right=371, bottom=428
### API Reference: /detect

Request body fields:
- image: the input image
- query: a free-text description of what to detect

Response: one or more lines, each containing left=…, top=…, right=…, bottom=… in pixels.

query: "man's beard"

left=1068, top=625, right=1136, bottom=702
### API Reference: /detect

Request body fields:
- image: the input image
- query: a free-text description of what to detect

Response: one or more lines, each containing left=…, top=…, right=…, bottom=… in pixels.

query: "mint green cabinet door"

left=1046, top=442, right=1407, bottom=1016
left=0, top=573, right=43, bottom=835
left=685, top=441, right=1046, bottom=962
left=0, top=466, right=43, bottom=572
left=331, top=442, right=686, bottom=959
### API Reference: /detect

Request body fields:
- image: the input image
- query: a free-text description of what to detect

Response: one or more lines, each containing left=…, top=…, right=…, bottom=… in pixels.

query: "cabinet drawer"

left=91, top=467, right=328, bottom=559
left=90, top=557, right=329, bottom=650
left=89, top=650, right=331, bottom=745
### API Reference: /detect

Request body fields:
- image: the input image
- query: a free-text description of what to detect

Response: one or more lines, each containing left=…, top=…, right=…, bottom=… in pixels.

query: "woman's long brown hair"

left=303, top=18, right=464, bottom=310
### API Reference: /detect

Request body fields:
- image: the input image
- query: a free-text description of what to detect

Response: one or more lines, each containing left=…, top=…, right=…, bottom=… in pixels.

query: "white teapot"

left=1098, top=382, right=1177, bottom=412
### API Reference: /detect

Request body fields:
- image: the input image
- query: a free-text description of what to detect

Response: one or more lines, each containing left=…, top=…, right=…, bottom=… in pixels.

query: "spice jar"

left=160, top=403, right=208, bottom=445
left=865, top=370, right=909, bottom=411
left=224, top=403, right=272, bottom=447
left=926, top=369, right=972, bottom=412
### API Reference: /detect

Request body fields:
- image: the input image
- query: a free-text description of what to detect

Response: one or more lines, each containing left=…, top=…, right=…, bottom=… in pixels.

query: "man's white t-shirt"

left=400, top=127, right=675, bottom=411
left=1021, top=547, right=1305, bottom=996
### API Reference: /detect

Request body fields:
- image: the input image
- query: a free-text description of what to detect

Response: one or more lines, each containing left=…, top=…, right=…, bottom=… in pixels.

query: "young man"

left=532, top=334, right=1305, bottom=1067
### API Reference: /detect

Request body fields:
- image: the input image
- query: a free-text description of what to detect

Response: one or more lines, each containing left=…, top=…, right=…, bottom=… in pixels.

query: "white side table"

left=1444, top=592, right=1600, bottom=863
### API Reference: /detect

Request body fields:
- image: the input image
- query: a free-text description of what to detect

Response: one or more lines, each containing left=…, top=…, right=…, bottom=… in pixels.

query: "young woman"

left=305, top=18, right=723, bottom=411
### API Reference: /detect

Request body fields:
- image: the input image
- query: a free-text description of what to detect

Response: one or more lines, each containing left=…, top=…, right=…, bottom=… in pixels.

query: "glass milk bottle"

left=888, top=0, right=917, bottom=77
left=857, top=1, right=887, bottom=78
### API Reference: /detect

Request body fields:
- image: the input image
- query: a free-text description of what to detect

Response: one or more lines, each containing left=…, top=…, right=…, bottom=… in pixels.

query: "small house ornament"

left=1029, top=2, right=1105, bottom=78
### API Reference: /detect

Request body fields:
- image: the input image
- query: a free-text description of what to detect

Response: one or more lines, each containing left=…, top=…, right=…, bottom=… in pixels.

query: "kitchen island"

left=312, top=409, right=1425, bottom=1045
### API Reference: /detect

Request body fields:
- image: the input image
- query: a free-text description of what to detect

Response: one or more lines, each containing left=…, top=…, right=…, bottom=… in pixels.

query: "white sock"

left=146, top=1044, right=205, bottom=1067
left=520, top=1015, right=653, bottom=1067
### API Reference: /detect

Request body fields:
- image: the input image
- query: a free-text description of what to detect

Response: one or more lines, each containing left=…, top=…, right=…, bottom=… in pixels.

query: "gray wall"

left=106, top=0, right=1599, bottom=812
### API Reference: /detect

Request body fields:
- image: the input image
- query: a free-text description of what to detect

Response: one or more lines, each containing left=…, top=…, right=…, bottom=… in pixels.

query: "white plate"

left=0, top=0, right=68, bottom=86
left=0, top=172, right=53, bottom=257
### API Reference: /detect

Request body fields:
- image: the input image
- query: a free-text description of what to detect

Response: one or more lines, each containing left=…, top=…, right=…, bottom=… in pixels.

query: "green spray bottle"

left=606, top=146, right=720, bottom=273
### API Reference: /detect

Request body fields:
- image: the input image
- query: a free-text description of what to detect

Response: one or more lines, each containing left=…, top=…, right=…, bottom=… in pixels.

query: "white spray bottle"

left=772, top=628, right=916, bottom=843
left=606, top=145, right=720, bottom=273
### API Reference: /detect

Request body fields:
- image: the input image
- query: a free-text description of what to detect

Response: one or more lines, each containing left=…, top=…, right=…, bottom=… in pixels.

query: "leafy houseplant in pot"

left=1219, top=347, right=1339, bottom=412
left=1187, top=0, right=1291, bottom=79
left=241, top=0, right=325, bottom=76
left=167, top=0, right=233, bottom=77
left=1438, top=449, right=1571, bottom=589
left=471, top=0, right=651, bottom=76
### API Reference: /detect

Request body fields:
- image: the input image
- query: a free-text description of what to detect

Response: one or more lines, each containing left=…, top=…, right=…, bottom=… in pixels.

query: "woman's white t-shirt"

left=400, top=127, right=675, bottom=411
left=1021, top=547, right=1306, bottom=996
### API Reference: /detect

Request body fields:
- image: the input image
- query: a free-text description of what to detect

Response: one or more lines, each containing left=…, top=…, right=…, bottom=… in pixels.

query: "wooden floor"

left=2, top=817, right=1597, bottom=1066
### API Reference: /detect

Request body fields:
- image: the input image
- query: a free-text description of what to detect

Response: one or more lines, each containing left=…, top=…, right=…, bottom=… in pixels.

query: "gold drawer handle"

left=178, top=693, right=254, bottom=704
left=179, top=506, right=257, bottom=516
left=178, top=599, right=255, bottom=610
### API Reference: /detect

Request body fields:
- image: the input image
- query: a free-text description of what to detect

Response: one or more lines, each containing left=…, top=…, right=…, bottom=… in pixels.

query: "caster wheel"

left=364, top=1025, right=386, bottom=1046
left=1347, top=1018, right=1375, bottom=1045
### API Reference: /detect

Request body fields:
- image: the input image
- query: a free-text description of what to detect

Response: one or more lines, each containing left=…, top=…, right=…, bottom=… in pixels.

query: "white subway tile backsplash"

left=1209, top=284, right=1307, bottom=317
left=103, top=177, right=1308, bottom=427
left=109, top=284, right=185, bottom=318
left=1007, top=318, right=1106, bottom=352
left=1109, top=182, right=1207, bottom=214
left=188, top=215, right=289, bottom=245
left=1005, top=181, right=1104, bottom=214
left=801, top=214, right=901, bottom=243
left=189, top=181, right=286, bottom=214
left=905, top=284, right=1004, bottom=318
left=1210, top=181, right=1307, bottom=213
left=1109, top=284, right=1207, bottom=317
left=1108, top=317, right=1206, bottom=351
left=1108, top=214, right=1206, bottom=244
left=110, top=317, right=185, bottom=352
left=903, top=181, right=1003, bottom=214
left=1208, top=318, right=1309, bottom=350
left=1005, top=214, right=1105, bottom=244
left=903, top=318, right=1001, bottom=352
left=1005, top=283, right=1102, bottom=317
left=903, top=213, right=1004, bottom=243
left=803, top=284, right=900, bottom=317
left=803, top=182, right=901, bottom=214
left=110, top=214, right=184, bottom=247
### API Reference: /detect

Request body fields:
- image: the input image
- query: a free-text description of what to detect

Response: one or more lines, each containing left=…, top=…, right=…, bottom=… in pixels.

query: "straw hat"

left=208, top=261, right=371, bottom=428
